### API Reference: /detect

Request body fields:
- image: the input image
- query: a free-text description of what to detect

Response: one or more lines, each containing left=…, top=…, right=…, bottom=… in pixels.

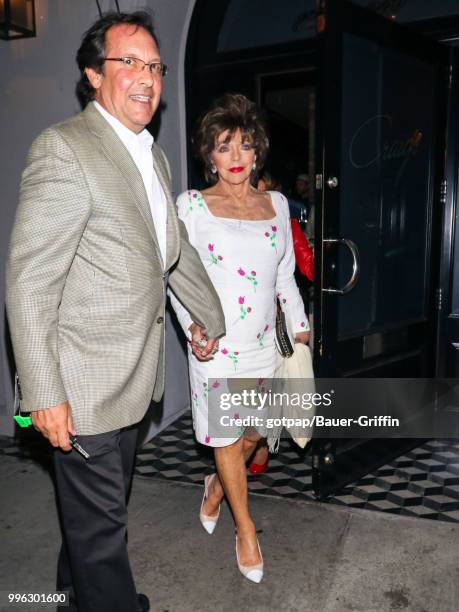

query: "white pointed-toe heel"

left=235, top=534, right=264, bottom=583
left=199, top=473, right=220, bottom=534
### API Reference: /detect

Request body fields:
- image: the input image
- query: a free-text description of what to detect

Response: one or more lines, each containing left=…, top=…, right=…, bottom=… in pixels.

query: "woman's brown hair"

left=193, top=93, right=269, bottom=185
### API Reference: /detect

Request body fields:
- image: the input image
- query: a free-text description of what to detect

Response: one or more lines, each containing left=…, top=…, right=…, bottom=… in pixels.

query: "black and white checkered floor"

left=134, top=413, right=459, bottom=523
left=2, top=413, right=459, bottom=523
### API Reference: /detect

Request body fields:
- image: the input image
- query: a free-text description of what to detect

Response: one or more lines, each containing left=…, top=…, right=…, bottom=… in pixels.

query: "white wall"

left=0, top=0, right=196, bottom=436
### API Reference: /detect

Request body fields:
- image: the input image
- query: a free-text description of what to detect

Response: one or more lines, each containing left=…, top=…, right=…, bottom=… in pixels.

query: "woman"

left=169, top=94, right=310, bottom=583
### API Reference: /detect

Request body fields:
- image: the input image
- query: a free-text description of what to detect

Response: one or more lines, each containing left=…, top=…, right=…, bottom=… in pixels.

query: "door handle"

left=322, top=238, right=360, bottom=294
left=327, top=176, right=339, bottom=189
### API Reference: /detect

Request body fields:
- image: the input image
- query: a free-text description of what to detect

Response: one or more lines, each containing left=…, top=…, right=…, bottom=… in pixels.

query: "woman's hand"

left=294, top=331, right=310, bottom=345
left=189, top=323, right=219, bottom=360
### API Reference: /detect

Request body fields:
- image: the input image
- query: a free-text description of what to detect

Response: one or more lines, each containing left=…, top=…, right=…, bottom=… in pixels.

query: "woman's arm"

left=275, top=195, right=310, bottom=341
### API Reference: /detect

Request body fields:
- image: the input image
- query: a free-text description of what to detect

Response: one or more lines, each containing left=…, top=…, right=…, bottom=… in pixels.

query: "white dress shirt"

left=94, top=101, right=168, bottom=267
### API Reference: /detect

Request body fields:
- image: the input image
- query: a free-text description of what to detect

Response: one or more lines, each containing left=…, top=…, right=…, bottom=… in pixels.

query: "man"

left=6, top=11, right=225, bottom=612
left=294, top=173, right=308, bottom=197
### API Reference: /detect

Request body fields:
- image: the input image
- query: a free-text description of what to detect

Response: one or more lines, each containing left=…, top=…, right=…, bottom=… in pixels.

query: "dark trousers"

left=54, top=425, right=140, bottom=612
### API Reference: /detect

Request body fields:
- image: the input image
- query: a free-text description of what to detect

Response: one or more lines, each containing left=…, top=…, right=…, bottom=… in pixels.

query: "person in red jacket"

left=291, top=217, right=314, bottom=281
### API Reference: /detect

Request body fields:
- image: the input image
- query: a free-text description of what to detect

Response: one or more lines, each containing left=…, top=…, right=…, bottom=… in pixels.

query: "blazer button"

left=156, top=316, right=164, bottom=324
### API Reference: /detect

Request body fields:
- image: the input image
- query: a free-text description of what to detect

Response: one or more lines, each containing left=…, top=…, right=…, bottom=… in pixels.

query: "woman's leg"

left=203, top=433, right=262, bottom=565
left=202, top=435, right=257, bottom=516
left=249, top=439, right=269, bottom=467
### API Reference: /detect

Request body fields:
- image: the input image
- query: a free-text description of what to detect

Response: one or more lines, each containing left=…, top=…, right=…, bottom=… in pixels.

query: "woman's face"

left=210, top=129, right=256, bottom=185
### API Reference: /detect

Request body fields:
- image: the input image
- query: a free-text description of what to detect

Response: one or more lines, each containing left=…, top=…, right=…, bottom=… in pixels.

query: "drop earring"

left=210, top=163, right=217, bottom=174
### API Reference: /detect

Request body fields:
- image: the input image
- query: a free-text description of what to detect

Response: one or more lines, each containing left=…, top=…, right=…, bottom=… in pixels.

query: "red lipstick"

left=229, top=166, right=244, bottom=173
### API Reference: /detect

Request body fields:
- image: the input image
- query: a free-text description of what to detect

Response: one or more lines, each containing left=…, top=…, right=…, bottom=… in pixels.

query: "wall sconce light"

left=0, top=0, right=36, bottom=41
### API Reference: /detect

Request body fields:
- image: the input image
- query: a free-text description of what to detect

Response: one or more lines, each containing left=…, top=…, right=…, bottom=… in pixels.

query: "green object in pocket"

left=13, top=414, right=32, bottom=428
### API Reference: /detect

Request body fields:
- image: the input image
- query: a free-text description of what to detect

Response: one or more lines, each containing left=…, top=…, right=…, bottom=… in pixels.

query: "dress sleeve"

left=274, top=193, right=310, bottom=333
left=167, top=191, right=197, bottom=340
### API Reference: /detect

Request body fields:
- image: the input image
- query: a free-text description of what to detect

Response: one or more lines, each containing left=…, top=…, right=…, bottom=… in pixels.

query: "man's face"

left=296, top=178, right=309, bottom=197
left=86, top=24, right=162, bottom=133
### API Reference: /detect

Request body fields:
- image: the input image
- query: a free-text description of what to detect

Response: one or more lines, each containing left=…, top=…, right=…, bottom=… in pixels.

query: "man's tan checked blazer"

left=6, top=102, right=225, bottom=435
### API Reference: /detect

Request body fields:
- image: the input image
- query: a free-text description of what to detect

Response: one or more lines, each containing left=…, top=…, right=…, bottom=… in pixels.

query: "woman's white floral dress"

left=169, top=190, right=309, bottom=447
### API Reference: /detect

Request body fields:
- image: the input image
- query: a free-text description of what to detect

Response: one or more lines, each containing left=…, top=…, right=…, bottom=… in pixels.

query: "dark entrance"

left=311, top=0, right=450, bottom=498
left=186, top=0, right=457, bottom=499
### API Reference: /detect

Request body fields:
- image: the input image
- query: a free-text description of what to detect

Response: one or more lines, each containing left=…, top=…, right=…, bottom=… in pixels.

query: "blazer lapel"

left=83, top=103, right=162, bottom=261
left=152, top=145, right=180, bottom=271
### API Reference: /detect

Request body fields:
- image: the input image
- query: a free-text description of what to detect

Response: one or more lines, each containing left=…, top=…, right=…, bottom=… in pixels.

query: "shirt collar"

left=93, top=101, right=154, bottom=152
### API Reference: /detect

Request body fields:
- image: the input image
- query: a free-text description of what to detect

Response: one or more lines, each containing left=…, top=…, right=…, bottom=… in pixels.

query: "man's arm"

left=6, top=127, right=92, bottom=445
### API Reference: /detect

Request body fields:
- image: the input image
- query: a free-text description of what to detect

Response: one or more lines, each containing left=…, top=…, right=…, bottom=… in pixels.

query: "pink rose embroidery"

left=265, top=225, right=278, bottom=251
left=208, top=243, right=223, bottom=266
left=187, top=191, right=205, bottom=214
left=257, top=324, right=269, bottom=347
left=203, top=382, right=209, bottom=398
left=221, top=349, right=239, bottom=370
left=256, top=378, right=266, bottom=394
left=237, top=268, right=258, bottom=291
left=235, top=296, right=252, bottom=322
left=191, top=391, right=199, bottom=410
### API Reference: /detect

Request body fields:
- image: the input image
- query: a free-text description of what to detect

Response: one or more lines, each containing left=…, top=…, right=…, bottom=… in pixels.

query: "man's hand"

left=294, top=331, right=310, bottom=345
left=189, top=323, right=219, bottom=361
left=31, top=401, right=76, bottom=451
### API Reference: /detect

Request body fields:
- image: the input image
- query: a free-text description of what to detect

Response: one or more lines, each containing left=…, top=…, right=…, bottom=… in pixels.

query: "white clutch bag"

left=267, top=343, right=315, bottom=452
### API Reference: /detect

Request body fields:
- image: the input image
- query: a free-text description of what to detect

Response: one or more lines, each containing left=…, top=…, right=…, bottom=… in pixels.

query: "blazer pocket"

left=60, top=244, right=132, bottom=323
left=88, top=262, right=131, bottom=322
